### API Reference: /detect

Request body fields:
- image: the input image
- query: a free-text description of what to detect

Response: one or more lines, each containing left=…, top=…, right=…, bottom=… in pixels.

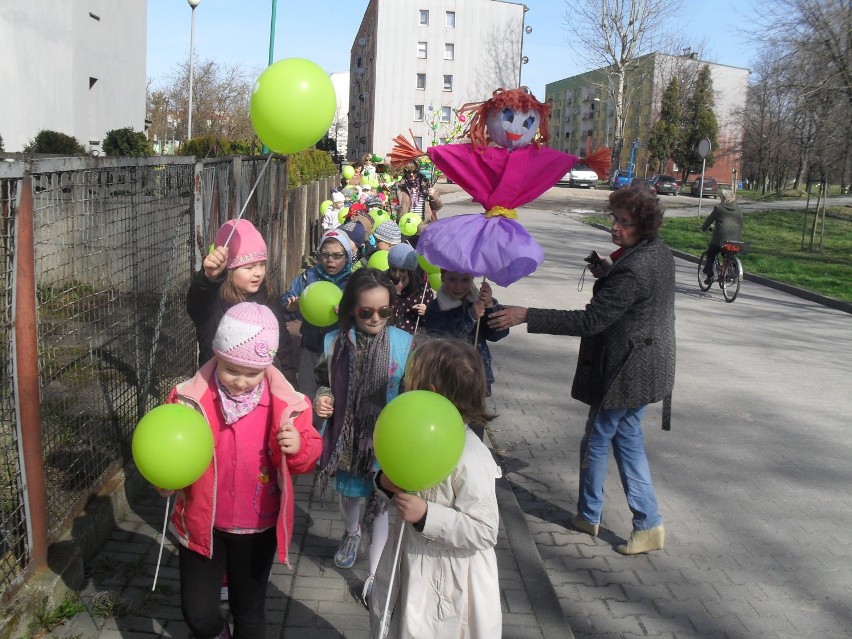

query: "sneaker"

left=361, top=573, right=375, bottom=609
left=334, top=529, right=361, bottom=568
left=703, top=274, right=714, bottom=285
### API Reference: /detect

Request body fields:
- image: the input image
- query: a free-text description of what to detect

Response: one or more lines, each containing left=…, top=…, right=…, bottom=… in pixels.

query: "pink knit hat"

left=214, top=219, right=268, bottom=269
left=212, top=302, right=279, bottom=369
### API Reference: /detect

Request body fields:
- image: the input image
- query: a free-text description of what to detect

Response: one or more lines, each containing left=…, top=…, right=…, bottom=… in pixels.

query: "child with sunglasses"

left=281, top=229, right=353, bottom=399
left=313, top=268, right=413, bottom=607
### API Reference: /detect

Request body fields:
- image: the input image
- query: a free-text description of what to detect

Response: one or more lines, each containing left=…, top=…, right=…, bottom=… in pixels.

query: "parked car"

left=631, top=177, right=653, bottom=190
left=610, top=170, right=632, bottom=190
left=690, top=177, right=718, bottom=198
left=566, top=164, right=598, bottom=188
left=649, top=174, right=678, bottom=195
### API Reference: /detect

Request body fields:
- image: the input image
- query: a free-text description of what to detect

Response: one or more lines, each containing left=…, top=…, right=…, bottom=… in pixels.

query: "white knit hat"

left=212, top=303, right=278, bottom=369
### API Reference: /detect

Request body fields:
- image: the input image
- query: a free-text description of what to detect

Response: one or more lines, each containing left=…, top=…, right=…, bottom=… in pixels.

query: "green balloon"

left=132, top=404, right=214, bottom=490
left=417, top=254, right=441, bottom=274
left=337, top=206, right=350, bottom=224
left=250, top=58, right=336, bottom=154
left=398, top=212, right=422, bottom=236
left=299, top=281, right=342, bottom=327
left=320, top=199, right=332, bottom=214
left=369, top=208, right=392, bottom=228
left=342, top=165, right=355, bottom=179
left=428, top=272, right=443, bottom=291
left=374, top=391, right=466, bottom=492
left=367, top=249, right=390, bottom=271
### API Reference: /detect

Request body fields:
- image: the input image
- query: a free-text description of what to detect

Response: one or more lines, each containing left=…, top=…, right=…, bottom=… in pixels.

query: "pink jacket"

left=166, top=359, right=321, bottom=565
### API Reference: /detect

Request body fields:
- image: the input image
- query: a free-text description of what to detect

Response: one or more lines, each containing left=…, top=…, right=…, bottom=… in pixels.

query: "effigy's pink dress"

left=416, top=144, right=580, bottom=286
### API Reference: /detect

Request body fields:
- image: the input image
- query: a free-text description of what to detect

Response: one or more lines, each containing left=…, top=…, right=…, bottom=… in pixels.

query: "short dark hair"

left=605, top=184, right=664, bottom=240
left=337, top=268, right=397, bottom=332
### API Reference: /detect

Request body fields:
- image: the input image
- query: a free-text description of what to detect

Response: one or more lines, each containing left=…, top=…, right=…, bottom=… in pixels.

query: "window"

left=419, top=9, right=429, bottom=25
left=446, top=11, right=455, bottom=27
left=416, top=73, right=426, bottom=90
left=414, top=105, right=425, bottom=121
left=89, top=12, right=100, bottom=20
left=442, top=75, right=453, bottom=91
left=413, top=136, right=423, bottom=150
left=417, top=42, right=428, bottom=58
left=441, top=107, right=452, bottom=123
left=444, top=43, right=454, bottom=60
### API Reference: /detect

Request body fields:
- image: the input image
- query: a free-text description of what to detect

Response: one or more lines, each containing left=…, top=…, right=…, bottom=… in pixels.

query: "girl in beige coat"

left=369, top=339, right=502, bottom=638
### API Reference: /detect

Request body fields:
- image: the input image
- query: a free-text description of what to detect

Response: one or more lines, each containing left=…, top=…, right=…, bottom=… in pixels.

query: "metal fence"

left=0, top=154, right=334, bottom=602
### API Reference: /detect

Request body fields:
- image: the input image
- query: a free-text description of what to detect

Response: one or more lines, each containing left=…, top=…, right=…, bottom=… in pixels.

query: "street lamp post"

left=187, top=0, right=200, bottom=141
left=519, top=7, right=531, bottom=86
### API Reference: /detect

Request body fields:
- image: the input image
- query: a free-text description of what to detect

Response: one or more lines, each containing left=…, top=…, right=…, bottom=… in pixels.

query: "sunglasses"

left=355, top=305, right=393, bottom=320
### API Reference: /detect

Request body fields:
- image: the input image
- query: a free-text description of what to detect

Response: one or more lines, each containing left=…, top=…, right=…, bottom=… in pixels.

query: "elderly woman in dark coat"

left=489, top=184, right=675, bottom=555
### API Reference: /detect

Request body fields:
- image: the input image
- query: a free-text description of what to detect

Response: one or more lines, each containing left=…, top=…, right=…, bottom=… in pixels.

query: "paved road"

left=472, top=200, right=852, bottom=638
left=41, top=188, right=851, bottom=639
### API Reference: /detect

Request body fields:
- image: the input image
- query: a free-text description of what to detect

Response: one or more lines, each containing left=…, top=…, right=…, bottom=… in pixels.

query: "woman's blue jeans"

left=577, top=405, right=663, bottom=531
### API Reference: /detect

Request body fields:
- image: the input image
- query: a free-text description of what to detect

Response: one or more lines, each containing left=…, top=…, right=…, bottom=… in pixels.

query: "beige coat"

left=369, top=428, right=502, bottom=638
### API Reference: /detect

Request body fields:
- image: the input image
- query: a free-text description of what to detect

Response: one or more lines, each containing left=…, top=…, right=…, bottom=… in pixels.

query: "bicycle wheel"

left=697, top=251, right=712, bottom=291
left=721, top=255, right=742, bottom=302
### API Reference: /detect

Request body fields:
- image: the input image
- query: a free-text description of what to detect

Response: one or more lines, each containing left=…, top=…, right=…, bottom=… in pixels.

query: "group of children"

left=158, top=181, right=507, bottom=636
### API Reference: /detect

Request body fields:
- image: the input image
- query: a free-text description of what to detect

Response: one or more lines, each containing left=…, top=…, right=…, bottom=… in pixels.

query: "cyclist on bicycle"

left=701, top=188, right=743, bottom=285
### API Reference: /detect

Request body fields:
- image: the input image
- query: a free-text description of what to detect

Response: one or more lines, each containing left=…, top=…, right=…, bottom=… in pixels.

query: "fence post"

left=13, top=173, right=49, bottom=567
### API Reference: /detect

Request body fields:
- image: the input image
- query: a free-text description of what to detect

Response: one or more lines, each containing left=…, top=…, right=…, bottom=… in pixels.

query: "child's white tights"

left=339, top=494, right=390, bottom=576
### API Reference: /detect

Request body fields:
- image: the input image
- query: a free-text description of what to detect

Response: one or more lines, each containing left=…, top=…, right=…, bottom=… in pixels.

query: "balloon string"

left=223, top=153, right=275, bottom=247
left=152, top=494, right=170, bottom=591
left=379, top=523, right=406, bottom=638
left=411, top=275, right=431, bottom=337
left=474, top=276, right=487, bottom=345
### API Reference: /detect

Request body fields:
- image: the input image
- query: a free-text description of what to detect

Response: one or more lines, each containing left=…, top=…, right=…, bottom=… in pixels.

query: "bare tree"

left=562, top=0, right=679, bottom=168
left=147, top=57, right=259, bottom=147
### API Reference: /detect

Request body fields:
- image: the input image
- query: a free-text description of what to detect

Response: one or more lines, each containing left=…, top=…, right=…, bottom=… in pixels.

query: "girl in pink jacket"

left=160, top=302, right=321, bottom=639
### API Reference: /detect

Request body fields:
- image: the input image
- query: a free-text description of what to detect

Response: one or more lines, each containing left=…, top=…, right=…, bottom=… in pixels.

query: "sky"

left=147, top=0, right=760, bottom=100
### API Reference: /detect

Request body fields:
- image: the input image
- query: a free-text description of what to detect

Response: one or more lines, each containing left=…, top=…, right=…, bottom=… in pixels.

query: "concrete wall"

left=0, top=0, right=147, bottom=152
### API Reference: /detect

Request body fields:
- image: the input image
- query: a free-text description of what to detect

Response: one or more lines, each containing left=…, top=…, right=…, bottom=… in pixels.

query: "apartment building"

left=0, top=1, right=147, bottom=153
left=348, top=0, right=525, bottom=161
left=546, top=52, right=749, bottom=182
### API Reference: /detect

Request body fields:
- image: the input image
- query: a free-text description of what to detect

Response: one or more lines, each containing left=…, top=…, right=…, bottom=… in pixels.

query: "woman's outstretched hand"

left=488, top=306, right=528, bottom=331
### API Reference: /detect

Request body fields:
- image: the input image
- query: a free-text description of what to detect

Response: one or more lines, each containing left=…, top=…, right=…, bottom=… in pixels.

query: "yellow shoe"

left=570, top=515, right=599, bottom=537
left=615, top=525, right=665, bottom=555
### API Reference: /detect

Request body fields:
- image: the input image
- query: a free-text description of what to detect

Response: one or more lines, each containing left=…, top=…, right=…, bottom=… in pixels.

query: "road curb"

left=487, top=437, right=574, bottom=638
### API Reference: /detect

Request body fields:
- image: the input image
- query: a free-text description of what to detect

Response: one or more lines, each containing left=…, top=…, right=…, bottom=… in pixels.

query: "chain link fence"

left=0, top=154, right=332, bottom=602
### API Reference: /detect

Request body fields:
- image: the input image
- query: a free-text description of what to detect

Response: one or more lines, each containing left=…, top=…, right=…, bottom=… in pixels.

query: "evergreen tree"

left=103, top=127, right=154, bottom=157
left=647, top=77, right=680, bottom=174
left=672, top=65, right=719, bottom=182
left=23, top=130, right=85, bottom=155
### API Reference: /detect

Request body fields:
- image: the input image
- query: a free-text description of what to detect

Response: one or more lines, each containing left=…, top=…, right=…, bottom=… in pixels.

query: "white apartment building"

left=348, top=0, right=525, bottom=161
left=0, top=1, right=147, bottom=153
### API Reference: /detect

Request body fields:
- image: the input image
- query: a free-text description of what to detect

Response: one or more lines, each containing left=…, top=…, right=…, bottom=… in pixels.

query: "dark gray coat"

left=527, top=238, right=676, bottom=410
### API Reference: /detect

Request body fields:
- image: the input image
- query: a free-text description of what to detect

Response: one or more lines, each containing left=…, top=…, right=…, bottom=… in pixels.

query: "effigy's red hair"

left=461, top=87, right=552, bottom=149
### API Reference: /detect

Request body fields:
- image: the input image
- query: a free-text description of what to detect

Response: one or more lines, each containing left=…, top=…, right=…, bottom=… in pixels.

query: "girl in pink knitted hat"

left=160, top=302, right=321, bottom=639
left=187, top=219, right=298, bottom=384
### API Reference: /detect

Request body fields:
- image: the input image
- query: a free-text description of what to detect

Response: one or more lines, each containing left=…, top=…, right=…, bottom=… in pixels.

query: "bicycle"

left=697, top=241, right=747, bottom=303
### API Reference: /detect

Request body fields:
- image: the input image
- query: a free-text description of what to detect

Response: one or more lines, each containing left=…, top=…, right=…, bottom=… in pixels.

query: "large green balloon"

left=374, top=391, right=466, bottom=492
left=428, top=272, right=443, bottom=291
left=417, top=254, right=441, bottom=274
left=319, top=200, right=332, bottom=214
left=337, top=206, right=350, bottom=224
left=398, top=212, right=422, bottom=237
left=342, top=165, right=355, bottom=180
left=132, top=404, right=214, bottom=490
left=367, top=250, right=390, bottom=271
left=250, top=58, right=336, bottom=155
left=299, top=281, right=342, bottom=327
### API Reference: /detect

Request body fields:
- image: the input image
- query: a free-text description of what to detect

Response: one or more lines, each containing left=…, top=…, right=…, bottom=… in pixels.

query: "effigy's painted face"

left=485, top=106, right=541, bottom=149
